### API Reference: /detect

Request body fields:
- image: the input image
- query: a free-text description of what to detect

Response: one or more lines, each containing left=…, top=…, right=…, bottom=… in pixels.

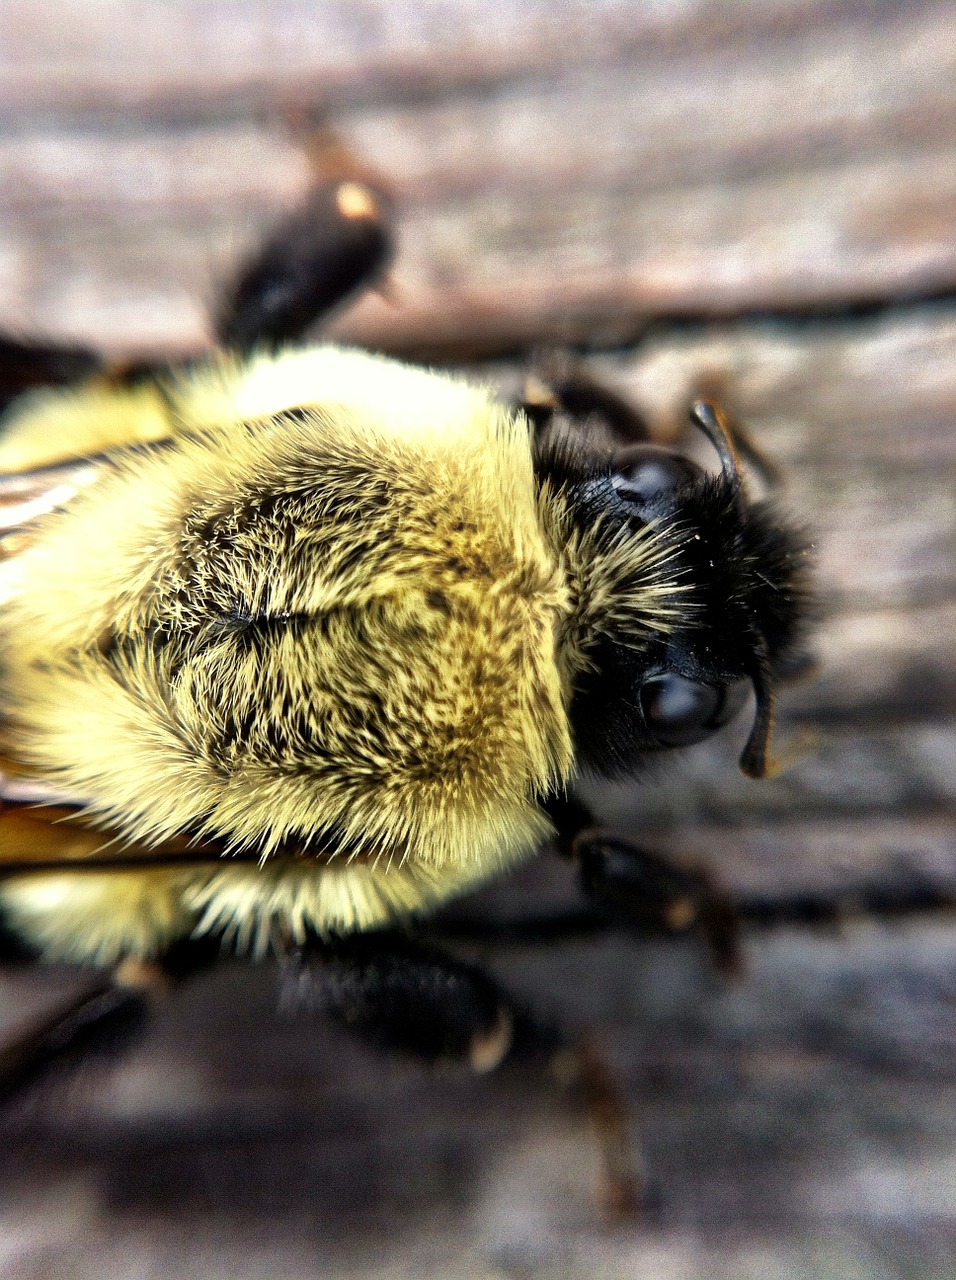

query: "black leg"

left=575, top=831, right=741, bottom=975
left=279, top=932, right=520, bottom=1071
left=519, top=360, right=786, bottom=501
left=543, top=794, right=742, bottom=974
left=517, top=356, right=652, bottom=446
left=0, top=335, right=103, bottom=413
left=280, top=930, right=643, bottom=1216
left=0, top=979, right=150, bottom=1108
left=688, top=370, right=785, bottom=494
left=0, top=905, right=39, bottom=965
left=214, top=119, right=394, bottom=352
left=710, top=402, right=784, bottom=493
left=0, top=936, right=220, bottom=1109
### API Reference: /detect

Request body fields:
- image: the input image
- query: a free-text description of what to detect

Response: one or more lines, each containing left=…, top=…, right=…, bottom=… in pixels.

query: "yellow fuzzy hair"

left=0, top=346, right=682, bottom=963
left=0, top=348, right=576, bottom=959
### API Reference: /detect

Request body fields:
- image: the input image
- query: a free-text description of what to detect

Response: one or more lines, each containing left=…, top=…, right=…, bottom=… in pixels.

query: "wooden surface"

left=1, top=3, right=955, bottom=1278
left=4, top=0, right=956, bottom=356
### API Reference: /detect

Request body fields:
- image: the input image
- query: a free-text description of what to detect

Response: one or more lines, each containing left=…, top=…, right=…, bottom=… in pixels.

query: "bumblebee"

left=0, top=126, right=808, bottom=1101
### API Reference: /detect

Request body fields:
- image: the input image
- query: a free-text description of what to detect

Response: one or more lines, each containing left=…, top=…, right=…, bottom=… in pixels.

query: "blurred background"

left=1, top=3, right=955, bottom=1277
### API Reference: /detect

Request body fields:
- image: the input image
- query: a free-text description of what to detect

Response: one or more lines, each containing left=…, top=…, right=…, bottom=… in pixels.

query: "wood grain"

left=2, top=2, right=956, bottom=353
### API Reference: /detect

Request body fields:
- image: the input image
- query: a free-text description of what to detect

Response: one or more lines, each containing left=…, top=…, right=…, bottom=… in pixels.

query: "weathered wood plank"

left=590, top=308, right=956, bottom=466
left=2, top=3, right=956, bottom=353
left=564, top=314, right=956, bottom=617
left=2, top=924, right=955, bottom=1278
left=4, top=1, right=949, bottom=121
left=785, top=602, right=956, bottom=722
left=586, top=722, right=956, bottom=827
left=6, top=138, right=956, bottom=355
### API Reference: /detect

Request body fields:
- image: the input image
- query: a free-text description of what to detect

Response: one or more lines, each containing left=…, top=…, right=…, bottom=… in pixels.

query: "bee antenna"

left=739, top=631, right=777, bottom=779
left=689, top=401, right=745, bottom=508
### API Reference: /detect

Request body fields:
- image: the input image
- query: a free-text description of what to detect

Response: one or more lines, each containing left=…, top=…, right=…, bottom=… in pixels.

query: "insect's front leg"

left=545, top=795, right=742, bottom=974
left=518, top=359, right=787, bottom=504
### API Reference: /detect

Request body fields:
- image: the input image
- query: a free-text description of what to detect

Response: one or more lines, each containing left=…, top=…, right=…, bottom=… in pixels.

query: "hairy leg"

left=281, top=929, right=643, bottom=1215
left=214, top=117, right=393, bottom=351
left=544, top=794, right=743, bottom=974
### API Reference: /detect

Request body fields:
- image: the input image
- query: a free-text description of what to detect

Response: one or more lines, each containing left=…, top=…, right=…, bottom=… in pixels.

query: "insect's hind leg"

left=0, top=974, right=150, bottom=1108
left=282, top=930, right=643, bottom=1216
left=0, top=936, right=219, bottom=1109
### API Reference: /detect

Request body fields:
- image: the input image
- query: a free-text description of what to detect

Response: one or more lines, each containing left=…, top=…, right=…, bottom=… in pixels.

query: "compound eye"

left=611, top=445, right=703, bottom=510
left=638, top=673, right=747, bottom=748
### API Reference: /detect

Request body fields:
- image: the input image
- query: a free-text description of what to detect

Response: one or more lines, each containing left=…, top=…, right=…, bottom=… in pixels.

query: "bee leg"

left=0, top=335, right=104, bottom=413
left=521, top=362, right=784, bottom=495
left=543, top=795, right=742, bottom=974
left=0, top=976, right=150, bottom=1108
left=0, top=935, right=219, bottom=1108
left=517, top=358, right=652, bottom=445
left=282, top=931, right=644, bottom=1217
left=575, top=830, right=743, bottom=976
left=280, top=932, right=519, bottom=1072
left=570, top=1033, right=646, bottom=1219
left=0, top=907, right=39, bottom=964
left=214, top=118, right=394, bottom=352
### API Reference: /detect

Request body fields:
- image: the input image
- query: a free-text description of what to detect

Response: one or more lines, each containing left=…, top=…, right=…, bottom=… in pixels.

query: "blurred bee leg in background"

left=280, top=930, right=644, bottom=1217
left=520, top=358, right=788, bottom=505
left=0, top=966, right=148, bottom=1110
left=0, top=337, right=104, bottom=415
left=689, top=369, right=785, bottom=492
left=518, top=357, right=654, bottom=445
left=0, top=932, right=218, bottom=1110
left=214, top=113, right=395, bottom=352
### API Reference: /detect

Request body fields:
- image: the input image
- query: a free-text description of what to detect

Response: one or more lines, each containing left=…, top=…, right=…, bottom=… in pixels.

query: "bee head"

left=536, top=402, right=809, bottom=781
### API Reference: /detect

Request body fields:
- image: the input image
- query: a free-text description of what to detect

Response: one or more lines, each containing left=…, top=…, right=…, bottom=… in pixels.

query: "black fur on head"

left=534, top=402, right=809, bottom=780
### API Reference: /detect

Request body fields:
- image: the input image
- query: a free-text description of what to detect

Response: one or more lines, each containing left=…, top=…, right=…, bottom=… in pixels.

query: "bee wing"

left=0, top=797, right=245, bottom=877
left=0, top=757, right=242, bottom=875
left=0, top=800, right=134, bottom=875
left=0, top=375, right=200, bottom=877
left=0, top=460, right=106, bottom=566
